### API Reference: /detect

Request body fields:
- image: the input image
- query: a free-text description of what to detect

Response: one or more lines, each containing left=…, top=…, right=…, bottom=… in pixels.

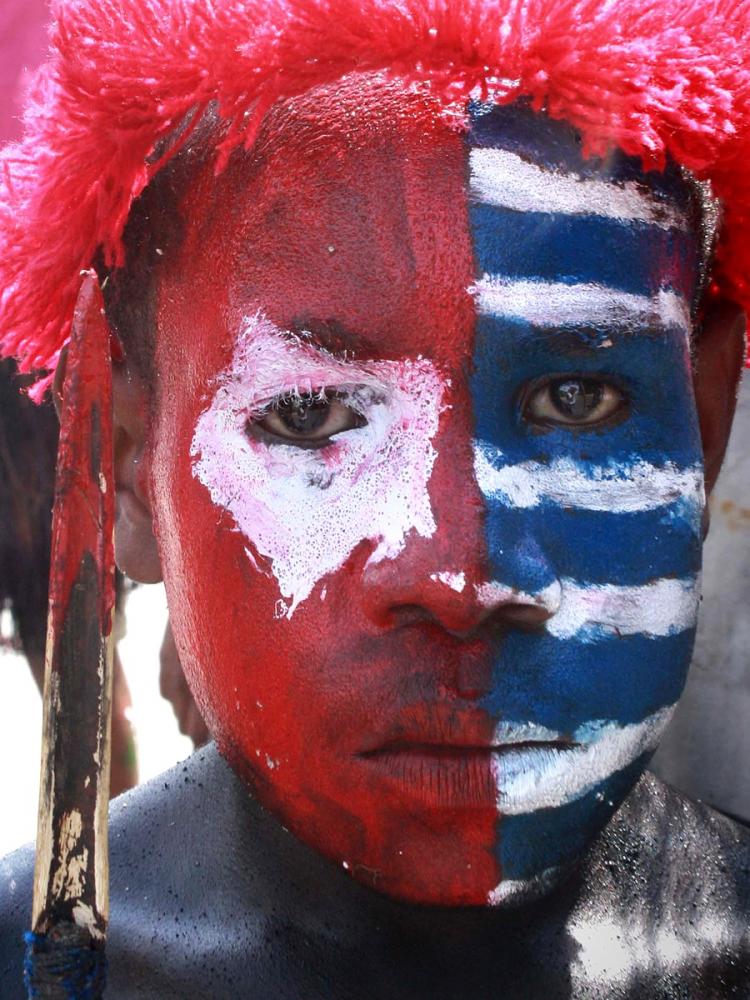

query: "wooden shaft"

left=31, top=271, right=116, bottom=944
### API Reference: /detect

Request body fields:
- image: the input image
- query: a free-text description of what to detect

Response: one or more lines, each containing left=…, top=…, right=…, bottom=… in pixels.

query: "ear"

left=111, top=361, right=163, bottom=582
left=693, top=297, right=746, bottom=498
left=53, top=314, right=163, bottom=584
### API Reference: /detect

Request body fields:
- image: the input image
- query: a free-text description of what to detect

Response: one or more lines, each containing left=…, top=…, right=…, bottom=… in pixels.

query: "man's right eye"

left=251, top=390, right=365, bottom=445
left=523, top=376, right=625, bottom=428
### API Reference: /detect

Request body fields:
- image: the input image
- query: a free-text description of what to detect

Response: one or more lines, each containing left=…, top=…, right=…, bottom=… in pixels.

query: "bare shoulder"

left=3, top=761, right=748, bottom=999
left=0, top=745, right=353, bottom=999
left=0, top=744, right=254, bottom=1000
left=566, top=771, right=750, bottom=998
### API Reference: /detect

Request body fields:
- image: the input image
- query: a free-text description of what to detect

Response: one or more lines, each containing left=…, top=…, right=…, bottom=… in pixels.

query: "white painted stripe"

left=471, top=277, right=691, bottom=332
left=548, top=576, right=699, bottom=640
left=493, top=704, right=675, bottom=815
left=473, top=442, right=705, bottom=514
left=475, top=579, right=561, bottom=613
left=473, top=573, right=698, bottom=640
left=469, top=147, right=688, bottom=231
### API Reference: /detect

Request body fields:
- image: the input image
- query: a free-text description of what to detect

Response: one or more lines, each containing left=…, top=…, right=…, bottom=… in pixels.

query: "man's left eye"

left=253, top=390, right=365, bottom=443
left=524, top=377, right=624, bottom=427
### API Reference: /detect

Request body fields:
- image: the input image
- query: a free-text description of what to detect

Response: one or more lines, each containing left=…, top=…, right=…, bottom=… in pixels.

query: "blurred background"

left=1, top=0, right=748, bottom=860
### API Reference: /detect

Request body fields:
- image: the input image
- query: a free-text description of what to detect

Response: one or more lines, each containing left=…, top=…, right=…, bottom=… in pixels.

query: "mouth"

left=355, top=705, right=580, bottom=809
left=358, top=739, right=576, bottom=810
left=349, top=702, right=674, bottom=816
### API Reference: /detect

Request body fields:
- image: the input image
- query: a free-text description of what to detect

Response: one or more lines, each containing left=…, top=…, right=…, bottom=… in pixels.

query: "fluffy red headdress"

left=1, top=0, right=749, bottom=394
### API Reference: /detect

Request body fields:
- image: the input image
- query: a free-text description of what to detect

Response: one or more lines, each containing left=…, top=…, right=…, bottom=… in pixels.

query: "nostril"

left=386, top=603, right=436, bottom=630
left=501, top=602, right=556, bottom=631
left=382, top=576, right=563, bottom=637
left=389, top=600, right=487, bottom=637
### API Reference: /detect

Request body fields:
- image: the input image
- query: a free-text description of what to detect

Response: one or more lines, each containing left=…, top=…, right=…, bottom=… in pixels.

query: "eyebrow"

left=287, top=316, right=378, bottom=358
left=470, top=277, right=691, bottom=335
left=469, top=148, right=689, bottom=232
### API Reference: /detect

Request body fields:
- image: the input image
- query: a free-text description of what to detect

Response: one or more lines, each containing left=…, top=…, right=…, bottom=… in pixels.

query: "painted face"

left=148, top=80, right=704, bottom=906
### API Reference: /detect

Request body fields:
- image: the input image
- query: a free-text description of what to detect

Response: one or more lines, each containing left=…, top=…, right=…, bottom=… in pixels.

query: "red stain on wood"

left=33, top=270, right=115, bottom=940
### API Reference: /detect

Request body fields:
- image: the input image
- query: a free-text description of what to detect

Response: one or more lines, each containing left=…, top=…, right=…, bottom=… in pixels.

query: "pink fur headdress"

left=2, top=0, right=750, bottom=393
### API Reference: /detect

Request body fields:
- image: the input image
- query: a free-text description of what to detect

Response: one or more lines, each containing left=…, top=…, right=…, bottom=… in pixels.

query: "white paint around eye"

left=471, top=277, right=691, bottom=334
left=191, top=312, right=446, bottom=616
left=492, top=704, right=675, bottom=816
left=473, top=441, right=705, bottom=515
left=469, top=147, right=689, bottom=231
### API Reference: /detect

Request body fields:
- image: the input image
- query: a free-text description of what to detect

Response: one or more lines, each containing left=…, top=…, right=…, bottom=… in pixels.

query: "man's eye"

left=253, top=391, right=365, bottom=443
left=524, top=377, right=624, bottom=427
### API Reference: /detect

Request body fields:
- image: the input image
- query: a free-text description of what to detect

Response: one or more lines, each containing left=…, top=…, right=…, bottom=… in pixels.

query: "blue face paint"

left=466, top=103, right=705, bottom=893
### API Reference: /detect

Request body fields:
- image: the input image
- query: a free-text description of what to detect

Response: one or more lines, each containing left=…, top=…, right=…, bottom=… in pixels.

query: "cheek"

left=148, top=370, right=271, bottom=743
left=152, top=446, right=318, bottom=773
left=149, top=329, right=451, bottom=751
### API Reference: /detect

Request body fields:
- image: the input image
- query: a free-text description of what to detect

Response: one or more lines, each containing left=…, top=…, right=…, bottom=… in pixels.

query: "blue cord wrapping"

left=23, top=925, right=107, bottom=1000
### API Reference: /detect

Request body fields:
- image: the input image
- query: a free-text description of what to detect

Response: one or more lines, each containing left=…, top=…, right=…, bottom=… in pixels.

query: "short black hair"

left=96, top=160, right=185, bottom=383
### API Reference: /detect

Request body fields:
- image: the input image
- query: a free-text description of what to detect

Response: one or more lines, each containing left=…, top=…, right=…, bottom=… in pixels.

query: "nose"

left=359, top=404, right=561, bottom=638
left=364, top=566, right=562, bottom=639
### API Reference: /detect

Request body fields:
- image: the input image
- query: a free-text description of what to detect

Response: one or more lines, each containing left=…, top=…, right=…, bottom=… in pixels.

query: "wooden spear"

left=24, top=271, right=115, bottom=999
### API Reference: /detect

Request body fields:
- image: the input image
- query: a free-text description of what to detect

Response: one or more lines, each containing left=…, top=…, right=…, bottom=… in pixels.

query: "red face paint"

left=148, top=80, right=506, bottom=904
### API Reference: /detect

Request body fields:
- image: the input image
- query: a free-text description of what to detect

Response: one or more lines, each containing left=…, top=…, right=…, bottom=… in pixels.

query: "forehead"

left=467, top=102, right=700, bottom=296
left=160, top=80, right=701, bottom=367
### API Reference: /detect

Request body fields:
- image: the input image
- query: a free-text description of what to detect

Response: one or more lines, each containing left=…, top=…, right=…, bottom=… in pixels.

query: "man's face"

left=148, top=82, right=704, bottom=905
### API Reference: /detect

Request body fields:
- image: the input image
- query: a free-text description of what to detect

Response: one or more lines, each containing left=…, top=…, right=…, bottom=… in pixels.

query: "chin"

left=218, top=732, right=601, bottom=910
left=343, top=860, right=573, bottom=909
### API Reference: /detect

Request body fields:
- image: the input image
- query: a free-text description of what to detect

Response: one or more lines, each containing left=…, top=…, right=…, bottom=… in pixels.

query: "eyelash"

left=247, top=385, right=372, bottom=448
left=246, top=371, right=628, bottom=451
left=254, top=386, right=330, bottom=416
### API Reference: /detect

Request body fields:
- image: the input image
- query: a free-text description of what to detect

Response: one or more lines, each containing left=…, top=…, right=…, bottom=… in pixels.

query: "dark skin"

left=6, top=88, right=750, bottom=989
left=1, top=746, right=749, bottom=998
left=159, top=620, right=209, bottom=747
left=0, top=292, right=742, bottom=997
